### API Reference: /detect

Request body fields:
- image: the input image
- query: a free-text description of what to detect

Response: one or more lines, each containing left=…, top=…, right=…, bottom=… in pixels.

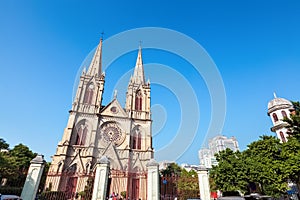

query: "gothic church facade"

left=45, top=37, right=153, bottom=200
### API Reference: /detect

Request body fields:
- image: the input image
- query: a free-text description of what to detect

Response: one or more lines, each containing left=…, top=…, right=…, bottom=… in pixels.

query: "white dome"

left=267, top=97, right=293, bottom=114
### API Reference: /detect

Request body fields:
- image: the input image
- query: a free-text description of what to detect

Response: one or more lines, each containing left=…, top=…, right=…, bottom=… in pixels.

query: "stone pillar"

left=21, top=155, right=46, bottom=200
left=146, top=159, right=160, bottom=200
left=91, top=156, right=110, bottom=200
left=197, top=167, right=210, bottom=200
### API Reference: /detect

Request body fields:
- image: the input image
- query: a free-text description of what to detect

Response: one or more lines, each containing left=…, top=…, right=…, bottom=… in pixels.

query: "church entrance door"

left=131, top=178, right=140, bottom=200
left=66, top=177, right=78, bottom=199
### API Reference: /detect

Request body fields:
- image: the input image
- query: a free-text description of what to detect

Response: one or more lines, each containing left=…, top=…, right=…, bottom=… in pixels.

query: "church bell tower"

left=125, top=46, right=151, bottom=120
left=46, top=37, right=153, bottom=200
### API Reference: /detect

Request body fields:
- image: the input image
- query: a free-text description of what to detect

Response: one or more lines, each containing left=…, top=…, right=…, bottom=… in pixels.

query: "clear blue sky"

left=0, top=1, right=300, bottom=164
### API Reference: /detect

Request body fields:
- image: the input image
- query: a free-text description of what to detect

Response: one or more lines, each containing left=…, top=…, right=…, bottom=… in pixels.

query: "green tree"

left=285, top=101, right=300, bottom=141
left=210, top=148, right=248, bottom=193
left=160, top=163, right=182, bottom=176
left=0, top=142, right=38, bottom=188
left=160, top=163, right=199, bottom=199
left=0, top=139, right=17, bottom=183
left=243, top=135, right=287, bottom=197
left=283, top=101, right=300, bottom=184
left=0, top=138, right=9, bottom=150
left=0, top=151, right=18, bottom=180
left=177, top=169, right=199, bottom=199
left=10, top=143, right=37, bottom=172
left=209, top=100, right=300, bottom=198
left=210, top=135, right=300, bottom=198
left=281, top=137, right=300, bottom=185
left=8, top=144, right=37, bottom=187
left=209, top=176, right=218, bottom=192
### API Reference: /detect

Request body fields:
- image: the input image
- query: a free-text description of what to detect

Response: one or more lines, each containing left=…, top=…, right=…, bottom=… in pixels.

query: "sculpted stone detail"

left=100, top=122, right=125, bottom=146
left=110, top=106, right=118, bottom=114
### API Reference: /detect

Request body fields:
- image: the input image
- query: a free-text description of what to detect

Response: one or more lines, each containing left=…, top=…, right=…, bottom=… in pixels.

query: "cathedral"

left=45, top=37, right=154, bottom=200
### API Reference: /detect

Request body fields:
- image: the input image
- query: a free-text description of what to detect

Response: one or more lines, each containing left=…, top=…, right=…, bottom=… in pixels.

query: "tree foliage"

left=281, top=137, right=300, bottom=184
left=283, top=101, right=300, bottom=184
left=285, top=101, right=300, bottom=141
left=160, top=163, right=182, bottom=177
left=0, top=151, right=18, bottom=180
left=160, top=163, right=199, bottom=200
left=10, top=143, right=37, bottom=172
left=210, top=148, right=248, bottom=193
left=243, top=136, right=287, bottom=196
left=210, top=134, right=300, bottom=198
left=210, top=100, right=300, bottom=197
left=178, top=168, right=198, bottom=190
left=0, top=139, right=37, bottom=187
left=0, top=138, right=9, bottom=150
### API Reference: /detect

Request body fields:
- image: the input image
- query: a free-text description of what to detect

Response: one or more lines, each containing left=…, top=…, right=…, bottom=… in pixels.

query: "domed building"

left=267, top=93, right=294, bottom=142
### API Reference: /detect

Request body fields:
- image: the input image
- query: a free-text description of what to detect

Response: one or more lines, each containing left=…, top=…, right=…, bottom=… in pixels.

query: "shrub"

left=39, top=191, right=67, bottom=200
left=0, top=186, right=22, bottom=196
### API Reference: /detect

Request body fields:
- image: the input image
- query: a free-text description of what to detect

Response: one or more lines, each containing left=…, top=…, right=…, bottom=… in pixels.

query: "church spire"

left=87, top=37, right=103, bottom=76
left=132, top=45, right=145, bottom=85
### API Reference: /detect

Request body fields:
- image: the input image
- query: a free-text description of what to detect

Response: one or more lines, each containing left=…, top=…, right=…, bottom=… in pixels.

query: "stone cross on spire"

left=87, top=37, right=103, bottom=76
left=132, top=44, right=145, bottom=85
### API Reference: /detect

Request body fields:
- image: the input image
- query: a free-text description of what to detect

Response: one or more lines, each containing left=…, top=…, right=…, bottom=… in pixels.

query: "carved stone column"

left=91, top=156, right=110, bottom=200
left=21, top=155, right=46, bottom=200
left=147, top=159, right=160, bottom=200
left=197, top=167, right=210, bottom=200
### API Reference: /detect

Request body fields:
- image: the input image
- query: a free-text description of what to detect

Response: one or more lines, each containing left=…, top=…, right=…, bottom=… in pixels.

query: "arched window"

left=281, top=110, right=287, bottom=118
left=131, top=126, right=142, bottom=150
left=279, top=131, right=286, bottom=143
left=75, top=123, right=87, bottom=146
left=57, top=162, right=63, bottom=174
left=272, top=113, right=278, bottom=122
left=137, top=132, right=141, bottom=150
left=83, top=84, right=94, bottom=104
left=85, top=161, right=92, bottom=174
left=135, top=90, right=142, bottom=111
left=132, top=135, right=137, bottom=149
left=66, top=163, right=77, bottom=174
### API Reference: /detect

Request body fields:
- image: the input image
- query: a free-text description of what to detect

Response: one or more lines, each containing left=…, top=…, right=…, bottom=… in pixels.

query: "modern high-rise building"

left=199, top=135, right=239, bottom=168
left=208, top=135, right=239, bottom=156
left=45, top=38, right=153, bottom=200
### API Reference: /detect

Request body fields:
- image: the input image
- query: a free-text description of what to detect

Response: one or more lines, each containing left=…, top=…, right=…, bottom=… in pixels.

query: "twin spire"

left=132, top=45, right=145, bottom=85
left=86, top=36, right=145, bottom=85
left=87, top=37, right=103, bottom=76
